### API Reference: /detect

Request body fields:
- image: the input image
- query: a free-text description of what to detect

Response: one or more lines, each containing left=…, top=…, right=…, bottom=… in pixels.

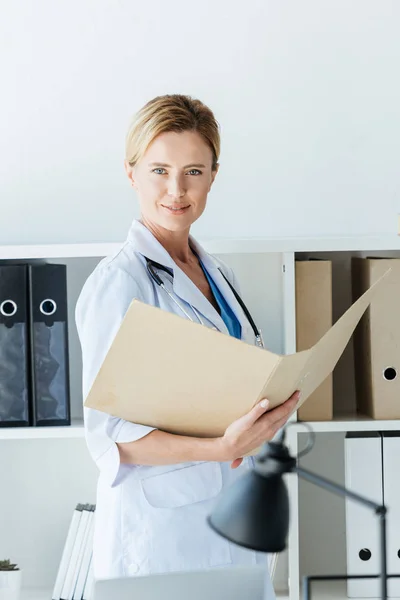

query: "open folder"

left=84, top=269, right=390, bottom=437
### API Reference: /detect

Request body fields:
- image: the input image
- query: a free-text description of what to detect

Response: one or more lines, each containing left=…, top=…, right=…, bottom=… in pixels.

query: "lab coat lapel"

left=171, top=268, right=228, bottom=333
left=127, top=220, right=228, bottom=333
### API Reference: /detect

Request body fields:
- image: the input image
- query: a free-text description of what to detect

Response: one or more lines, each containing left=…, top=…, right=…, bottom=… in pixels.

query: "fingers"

left=265, top=394, right=300, bottom=438
left=265, top=391, right=300, bottom=426
left=225, top=392, right=300, bottom=462
left=288, top=390, right=301, bottom=402
left=239, top=398, right=270, bottom=428
left=229, top=391, right=298, bottom=433
left=270, top=413, right=293, bottom=438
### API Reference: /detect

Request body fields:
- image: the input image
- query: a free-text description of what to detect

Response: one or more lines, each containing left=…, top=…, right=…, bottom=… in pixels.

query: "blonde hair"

left=125, top=94, right=220, bottom=170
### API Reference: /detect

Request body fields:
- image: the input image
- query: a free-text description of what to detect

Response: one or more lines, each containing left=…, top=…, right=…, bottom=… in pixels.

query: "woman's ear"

left=124, top=159, right=136, bottom=188
left=209, top=163, right=219, bottom=190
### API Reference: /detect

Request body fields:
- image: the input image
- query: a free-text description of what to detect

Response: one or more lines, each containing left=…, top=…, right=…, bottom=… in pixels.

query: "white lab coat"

left=75, top=219, right=275, bottom=597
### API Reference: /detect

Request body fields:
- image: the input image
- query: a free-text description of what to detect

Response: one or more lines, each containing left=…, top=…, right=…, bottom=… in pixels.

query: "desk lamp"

left=208, top=425, right=391, bottom=600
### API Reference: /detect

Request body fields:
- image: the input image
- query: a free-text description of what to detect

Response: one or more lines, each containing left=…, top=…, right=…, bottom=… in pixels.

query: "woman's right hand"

left=218, top=390, right=300, bottom=468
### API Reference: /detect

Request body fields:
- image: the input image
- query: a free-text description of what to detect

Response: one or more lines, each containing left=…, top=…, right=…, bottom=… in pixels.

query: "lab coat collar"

left=127, top=219, right=176, bottom=269
left=127, top=219, right=217, bottom=272
left=126, top=220, right=229, bottom=333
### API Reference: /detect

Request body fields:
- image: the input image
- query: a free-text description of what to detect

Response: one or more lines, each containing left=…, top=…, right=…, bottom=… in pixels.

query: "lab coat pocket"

left=123, top=461, right=232, bottom=574
left=140, top=461, right=222, bottom=508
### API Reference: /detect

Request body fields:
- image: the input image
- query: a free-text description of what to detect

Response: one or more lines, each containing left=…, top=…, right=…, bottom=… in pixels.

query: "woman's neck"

left=141, top=216, right=195, bottom=264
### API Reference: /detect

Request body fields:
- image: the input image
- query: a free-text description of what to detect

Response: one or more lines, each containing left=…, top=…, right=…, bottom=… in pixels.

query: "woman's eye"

left=153, top=168, right=166, bottom=175
left=187, top=169, right=202, bottom=176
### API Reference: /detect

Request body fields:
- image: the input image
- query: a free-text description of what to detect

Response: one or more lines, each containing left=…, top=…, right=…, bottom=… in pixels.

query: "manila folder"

left=84, top=269, right=390, bottom=437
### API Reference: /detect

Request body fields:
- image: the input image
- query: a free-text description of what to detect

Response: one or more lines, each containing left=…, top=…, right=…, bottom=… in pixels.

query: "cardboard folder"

left=295, top=260, right=333, bottom=421
left=84, top=269, right=390, bottom=438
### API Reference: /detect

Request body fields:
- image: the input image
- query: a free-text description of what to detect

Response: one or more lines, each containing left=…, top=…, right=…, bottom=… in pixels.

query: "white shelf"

left=0, top=419, right=85, bottom=440
left=294, top=415, right=400, bottom=434
left=290, top=580, right=356, bottom=599
left=0, top=242, right=122, bottom=260
left=204, top=235, right=400, bottom=254
left=1, top=235, right=400, bottom=260
left=21, top=589, right=51, bottom=600
left=1, top=416, right=399, bottom=441
left=279, top=580, right=380, bottom=599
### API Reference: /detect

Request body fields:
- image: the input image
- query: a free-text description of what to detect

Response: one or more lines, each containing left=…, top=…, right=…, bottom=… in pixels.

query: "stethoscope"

left=144, top=256, right=265, bottom=349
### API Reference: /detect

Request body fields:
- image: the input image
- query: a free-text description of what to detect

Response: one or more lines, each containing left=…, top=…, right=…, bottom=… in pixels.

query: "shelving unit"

left=1, top=234, right=400, bottom=260
left=2, top=414, right=400, bottom=442
left=1, top=406, right=399, bottom=444
left=2, top=232, right=400, bottom=599
left=292, top=416, right=400, bottom=434
left=0, top=420, right=85, bottom=440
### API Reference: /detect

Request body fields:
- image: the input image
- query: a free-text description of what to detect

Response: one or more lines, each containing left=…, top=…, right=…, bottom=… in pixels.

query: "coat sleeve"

left=75, top=263, right=157, bottom=487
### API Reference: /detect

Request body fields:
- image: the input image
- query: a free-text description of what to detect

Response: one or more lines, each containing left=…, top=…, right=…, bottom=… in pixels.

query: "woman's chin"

left=159, top=211, right=196, bottom=231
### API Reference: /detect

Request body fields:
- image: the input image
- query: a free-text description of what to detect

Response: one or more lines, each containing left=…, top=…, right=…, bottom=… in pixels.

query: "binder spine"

left=0, top=265, right=31, bottom=427
left=382, top=431, right=400, bottom=598
left=29, top=264, right=71, bottom=426
left=27, top=265, right=37, bottom=427
left=345, top=432, right=384, bottom=598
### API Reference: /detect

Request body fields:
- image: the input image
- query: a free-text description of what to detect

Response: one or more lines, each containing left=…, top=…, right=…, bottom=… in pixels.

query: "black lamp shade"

left=208, top=469, right=290, bottom=553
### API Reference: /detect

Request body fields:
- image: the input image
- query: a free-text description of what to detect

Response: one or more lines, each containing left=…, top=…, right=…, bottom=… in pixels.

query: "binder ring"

left=40, top=298, right=57, bottom=316
left=0, top=299, right=17, bottom=317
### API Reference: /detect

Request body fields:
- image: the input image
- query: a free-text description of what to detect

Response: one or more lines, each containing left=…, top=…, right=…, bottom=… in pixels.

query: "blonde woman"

left=76, top=94, right=298, bottom=595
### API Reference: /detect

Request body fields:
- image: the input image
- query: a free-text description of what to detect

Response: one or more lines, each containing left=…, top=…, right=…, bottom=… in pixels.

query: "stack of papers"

left=52, top=503, right=95, bottom=600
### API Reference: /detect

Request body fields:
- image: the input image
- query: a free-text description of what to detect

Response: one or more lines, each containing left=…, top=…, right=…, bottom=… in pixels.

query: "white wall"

left=0, top=438, right=98, bottom=589
left=1, top=0, right=399, bottom=245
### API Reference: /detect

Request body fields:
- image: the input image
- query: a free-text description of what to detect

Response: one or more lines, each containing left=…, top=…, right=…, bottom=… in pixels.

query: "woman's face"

left=125, top=130, right=218, bottom=234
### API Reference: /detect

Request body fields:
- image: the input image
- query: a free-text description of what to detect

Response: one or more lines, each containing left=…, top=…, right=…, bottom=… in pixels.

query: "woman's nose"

left=167, top=177, right=186, bottom=198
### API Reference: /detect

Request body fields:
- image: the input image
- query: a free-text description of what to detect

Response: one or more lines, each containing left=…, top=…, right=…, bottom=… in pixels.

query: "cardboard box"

left=295, top=260, right=333, bottom=421
left=352, top=257, right=400, bottom=419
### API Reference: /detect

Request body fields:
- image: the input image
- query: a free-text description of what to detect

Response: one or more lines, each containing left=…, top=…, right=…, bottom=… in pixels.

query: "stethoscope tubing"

left=144, top=256, right=264, bottom=348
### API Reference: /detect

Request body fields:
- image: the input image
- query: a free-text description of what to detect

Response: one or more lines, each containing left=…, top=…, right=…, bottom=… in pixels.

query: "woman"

left=75, top=94, right=298, bottom=594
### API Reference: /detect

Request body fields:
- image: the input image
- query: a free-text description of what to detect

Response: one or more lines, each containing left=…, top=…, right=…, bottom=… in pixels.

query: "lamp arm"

left=295, top=465, right=384, bottom=513
left=294, top=464, right=388, bottom=600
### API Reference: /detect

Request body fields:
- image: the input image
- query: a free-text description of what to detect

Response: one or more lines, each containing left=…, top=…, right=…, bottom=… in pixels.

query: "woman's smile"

left=161, top=204, right=191, bottom=215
